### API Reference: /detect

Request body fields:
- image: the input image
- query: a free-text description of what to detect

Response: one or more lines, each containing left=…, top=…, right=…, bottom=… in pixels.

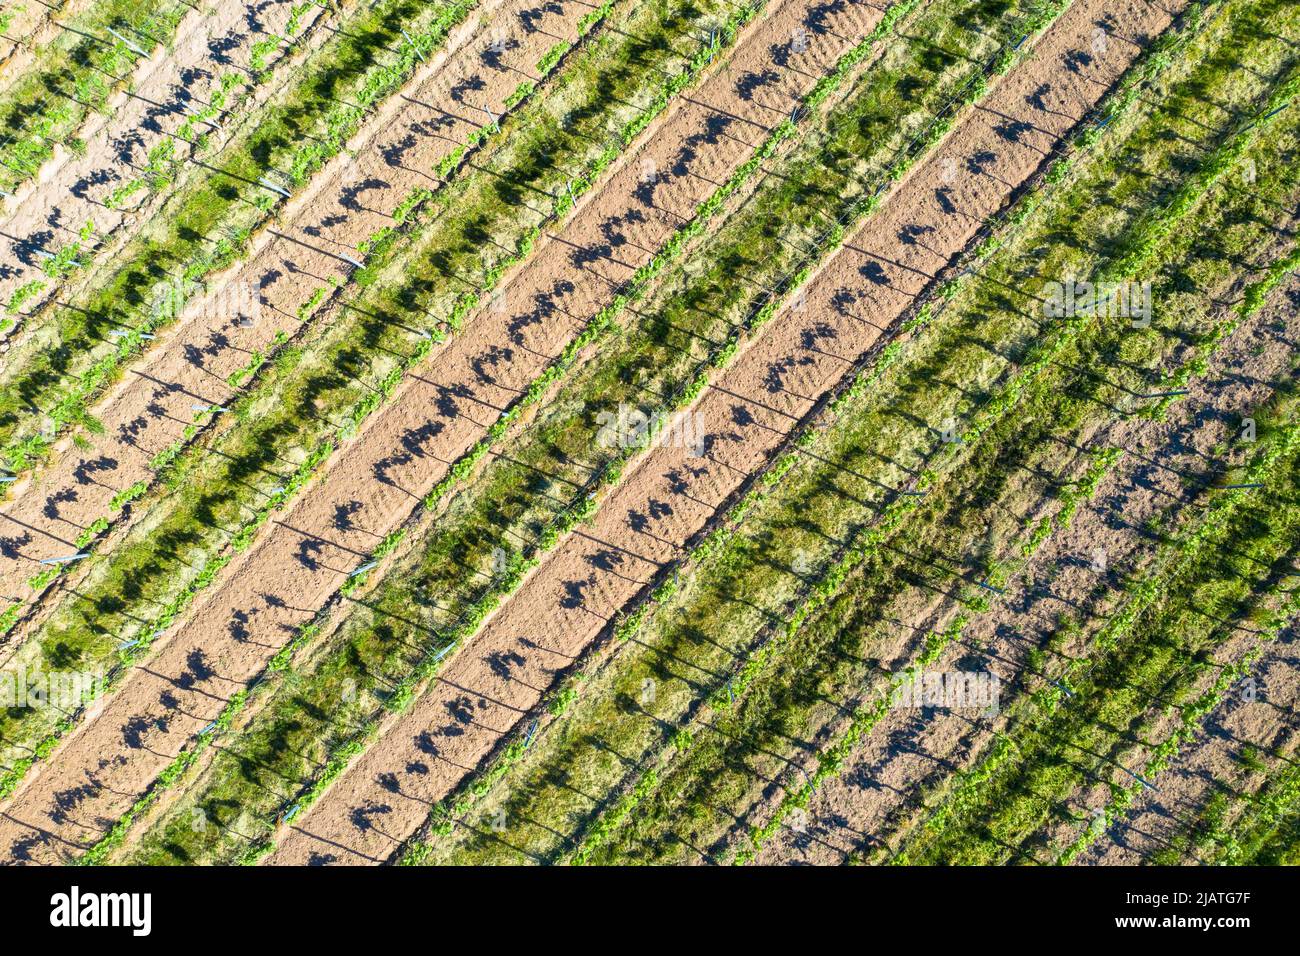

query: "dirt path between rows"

left=264, top=0, right=1180, bottom=866
left=0, top=0, right=532, bottom=612
left=754, top=271, right=1300, bottom=865
left=0, top=0, right=892, bottom=864
left=0, top=0, right=327, bottom=347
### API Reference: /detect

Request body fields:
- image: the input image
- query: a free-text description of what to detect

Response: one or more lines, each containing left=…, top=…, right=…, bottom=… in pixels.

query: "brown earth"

left=0, top=0, right=891, bottom=863
left=266, top=0, right=1180, bottom=865
left=753, top=273, right=1300, bottom=865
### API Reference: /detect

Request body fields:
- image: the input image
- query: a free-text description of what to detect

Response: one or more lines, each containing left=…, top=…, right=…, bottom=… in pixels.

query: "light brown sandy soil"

left=0, top=0, right=893, bottom=864
left=753, top=275, right=1300, bottom=864
left=264, top=0, right=1183, bottom=865
left=0, top=0, right=550, bottom=613
left=0, top=0, right=72, bottom=80
left=0, top=0, right=326, bottom=337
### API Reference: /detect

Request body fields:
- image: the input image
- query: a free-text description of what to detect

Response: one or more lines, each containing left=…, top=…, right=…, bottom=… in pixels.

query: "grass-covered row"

left=0, top=0, right=749, bottom=813
left=0, top=0, right=470, bottom=472
left=109, top=0, right=1036, bottom=866
left=400, top=0, right=1297, bottom=863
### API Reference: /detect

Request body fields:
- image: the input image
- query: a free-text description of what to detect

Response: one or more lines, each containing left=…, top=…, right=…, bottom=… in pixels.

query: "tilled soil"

left=266, top=0, right=1180, bottom=866
left=0, top=0, right=325, bottom=344
left=0, top=0, right=890, bottom=864
left=0, top=0, right=543, bottom=611
left=753, top=276, right=1300, bottom=865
